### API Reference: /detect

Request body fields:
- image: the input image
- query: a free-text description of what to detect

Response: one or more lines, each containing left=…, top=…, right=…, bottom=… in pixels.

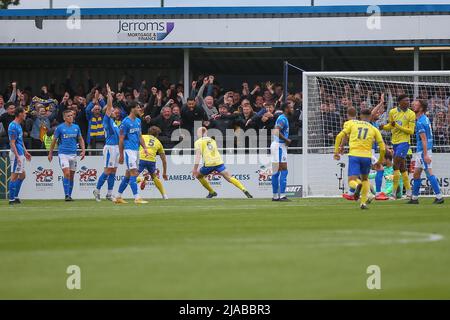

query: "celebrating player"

left=334, top=109, right=386, bottom=210
left=93, top=84, right=120, bottom=202
left=8, top=107, right=32, bottom=205
left=271, top=103, right=294, bottom=201
left=380, top=94, right=415, bottom=199
left=408, top=99, right=444, bottom=204
left=192, top=127, right=253, bottom=199
left=114, top=101, right=149, bottom=204
left=137, top=126, right=169, bottom=199
left=48, top=110, right=86, bottom=201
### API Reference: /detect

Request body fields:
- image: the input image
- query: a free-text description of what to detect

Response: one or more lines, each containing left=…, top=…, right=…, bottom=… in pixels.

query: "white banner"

left=19, top=154, right=302, bottom=199
left=16, top=153, right=450, bottom=199
left=1, top=15, right=450, bottom=45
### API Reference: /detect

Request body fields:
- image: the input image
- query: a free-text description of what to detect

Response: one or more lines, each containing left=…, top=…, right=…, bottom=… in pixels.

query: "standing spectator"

left=149, top=106, right=179, bottom=142
left=29, top=104, right=57, bottom=149
left=85, top=91, right=106, bottom=149
left=236, top=102, right=257, bottom=132
left=181, top=97, right=208, bottom=137
left=209, top=104, right=240, bottom=135
left=197, top=76, right=217, bottom=119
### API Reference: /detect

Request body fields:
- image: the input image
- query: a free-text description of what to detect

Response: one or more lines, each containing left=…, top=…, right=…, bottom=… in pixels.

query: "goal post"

left=302, top=70, right=450, bottom=198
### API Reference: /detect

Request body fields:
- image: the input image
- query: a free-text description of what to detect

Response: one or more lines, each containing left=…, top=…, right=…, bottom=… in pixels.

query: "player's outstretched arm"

left=104, top=84, right=113, bottom=117
left=371, top=93, right=385, bottom=119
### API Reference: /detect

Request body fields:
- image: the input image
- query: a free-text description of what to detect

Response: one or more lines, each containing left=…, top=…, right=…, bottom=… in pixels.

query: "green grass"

left=0, top=198, right=449, bottom=299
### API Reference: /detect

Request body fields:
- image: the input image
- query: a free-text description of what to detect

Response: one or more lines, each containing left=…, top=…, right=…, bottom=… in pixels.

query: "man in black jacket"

left=180, top=97, right=208, bottom=136
left=209, top=104, right=240, bottom=135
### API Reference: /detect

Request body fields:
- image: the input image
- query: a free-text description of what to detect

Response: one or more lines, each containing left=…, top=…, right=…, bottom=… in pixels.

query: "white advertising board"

left=16, top=153, right=450, bottom=199
left=1, top=15, right=449, bottom=45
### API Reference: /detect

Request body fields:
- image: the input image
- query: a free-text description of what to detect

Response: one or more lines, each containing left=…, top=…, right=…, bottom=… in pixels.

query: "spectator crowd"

left=1, top=71, right=450, bottom=154
left=0, top=71, right=302, bottom=152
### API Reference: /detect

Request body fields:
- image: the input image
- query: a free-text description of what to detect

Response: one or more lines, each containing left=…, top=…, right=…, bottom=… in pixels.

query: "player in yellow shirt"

left=339, top=106, right=363, bottom=201
left=334, top=109, right=386, bottom=209
left=137, top=126, right=168, bottom=199
left=379, top=94, right=415, bottom=199
left=192, top=127, right=253, bottom=198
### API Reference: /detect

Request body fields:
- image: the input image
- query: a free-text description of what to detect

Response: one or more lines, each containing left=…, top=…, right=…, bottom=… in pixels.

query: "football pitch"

left=0, top=198, right=449, bottom=299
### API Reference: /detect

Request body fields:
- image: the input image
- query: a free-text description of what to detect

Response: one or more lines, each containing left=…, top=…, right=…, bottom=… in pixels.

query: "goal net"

left=302, top=71, right=450, bottom=197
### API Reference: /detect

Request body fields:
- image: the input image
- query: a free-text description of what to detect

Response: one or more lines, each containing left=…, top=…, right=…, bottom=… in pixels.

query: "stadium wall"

left=13, top=153, right=450, bottom=199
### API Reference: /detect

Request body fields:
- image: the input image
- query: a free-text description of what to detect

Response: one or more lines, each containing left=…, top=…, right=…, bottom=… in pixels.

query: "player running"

left=334, top=108, right=386, bottom=210
left=8, top=107, right=32, bottom=205
left=137, top=126, right=169, bottom=199
left=93, top=84, right=120, bottom=201
left=380, top=94, right=415, bottom=200
left=408, top=99, right=444, bottom=204
left=192, top=127, right=253, bottom=199
left=114, top=101, right=149, bottom=204
left=271, top=103, right=294, bottom=201
left=48, top=110, right=86, bottom=201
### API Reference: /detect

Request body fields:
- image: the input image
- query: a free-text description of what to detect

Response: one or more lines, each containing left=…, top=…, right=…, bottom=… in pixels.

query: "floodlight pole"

left=49, top=0, right=53, bottom=9
left=161, top=0, right=165, bottom=7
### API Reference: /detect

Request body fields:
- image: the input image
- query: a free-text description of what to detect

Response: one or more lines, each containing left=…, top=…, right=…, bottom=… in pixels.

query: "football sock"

left=412, top=178, right=421, bottom=199
left=271, top=171, right=280, bottom=196
left=361, top=180, right=370, bottom=205
left=14, top=178, right=24, bottom=198
left=63, top=178, right=70, bottom=196
left=393, top=170, right=400, bottom=197
left=129, top=176, right=138, bottom=197
left=229, top=177, right=245, bottom=191
left=118, top=176, right=130, bottom=196
left=96, top=172, right=108, bottom=191
left=401, top=171, right=411, bottom=191
left=375, top=169, right=383, bottom=193
left=280, top=170, right=288, bottom=195
left=107, top=173, right=116, bottom=195
left=428, top=175, right=443, bottom=199
left=69, top=180, right=74, bottom=196
left=152, top=175, right=167, bottom=196
left=198, top=177, right=215, bottom=193
left=9, top=180, right=16, bottom=201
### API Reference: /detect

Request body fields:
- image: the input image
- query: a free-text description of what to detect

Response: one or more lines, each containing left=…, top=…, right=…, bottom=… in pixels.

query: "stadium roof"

left=1, top=4, right=450, bottom=17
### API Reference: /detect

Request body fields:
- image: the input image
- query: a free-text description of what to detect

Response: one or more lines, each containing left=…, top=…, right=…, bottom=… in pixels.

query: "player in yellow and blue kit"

left=192, top=127, right=253, bottom=198
left=380, top=94, right=415, bottom=199
left=334, top=109, right=386, bottom=209
left=137, top=126, right=169, bottom=199
left=408, top=99, right=444, bottom=204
